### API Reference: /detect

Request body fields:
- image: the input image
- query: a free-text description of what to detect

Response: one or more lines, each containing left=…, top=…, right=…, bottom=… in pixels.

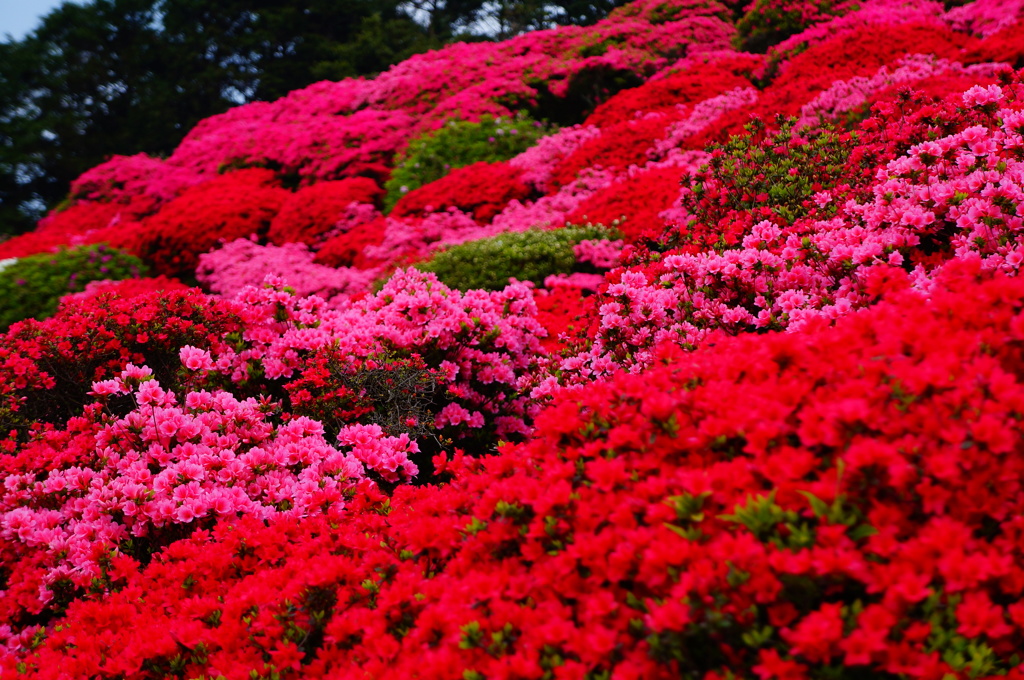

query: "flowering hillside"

left=2, top=0, right=1024, bottom=676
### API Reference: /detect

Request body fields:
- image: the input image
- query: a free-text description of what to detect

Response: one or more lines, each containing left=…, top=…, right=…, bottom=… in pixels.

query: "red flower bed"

left=563, top=165, right=686, bottom=243
left=391, top=162, right=530, bottom=223
left=313, top=216, right=388, bottom=269
left=113, top=169, right=289, bottom=277
left=267, top=178, right=384, bottom=246
left=584, top=56, right=759, bottom=128
left=9, top=262, right=1024, bottom=678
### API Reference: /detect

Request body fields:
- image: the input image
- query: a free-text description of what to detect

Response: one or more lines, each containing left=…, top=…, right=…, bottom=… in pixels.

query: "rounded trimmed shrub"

left=0, top=244, right=146, bottom=330
left=384, top=113, right=553, bottom=211
left=414, top=224, right=615, bottom=291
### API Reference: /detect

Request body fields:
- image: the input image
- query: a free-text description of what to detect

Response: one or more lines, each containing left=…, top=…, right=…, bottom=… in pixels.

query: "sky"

left=0, top=0, right=78, bottom=41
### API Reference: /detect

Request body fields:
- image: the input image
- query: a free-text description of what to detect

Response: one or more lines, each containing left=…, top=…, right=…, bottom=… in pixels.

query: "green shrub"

left=414, top=224, right=615, bottom=291
left=687, top=116, right=857, bottom=223
left=660, top=116, right=868, bottom=253
left=734, top=0, right=856, bottom=54
left=384, top=113, right=553, bottom=211
left=0, top=244, right=146, bottom=329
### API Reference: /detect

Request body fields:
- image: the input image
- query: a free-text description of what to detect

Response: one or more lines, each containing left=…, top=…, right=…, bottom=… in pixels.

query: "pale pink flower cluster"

left=546, top=88, right=1024, bottom=385
left=0, top=363, right=420, bottom=597
left=944, top=0, right=1024, bottom=37
left=364, top=209, right=481, bottom=265
left=796, top=55, right=1008, bottom=130
left=509, top=125, right=602, bottom=192
left=196, top=237, right=380, bottom=302
left=336, top=423, right=419, bottom=483
left=543, top=272, right=607, bottom=290
left=574, top=238, right=624, bottom=269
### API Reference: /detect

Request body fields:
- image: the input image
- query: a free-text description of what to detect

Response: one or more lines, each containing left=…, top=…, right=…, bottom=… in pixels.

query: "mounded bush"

left=0, top=245, right=146, bottom=330
left=384, top=113, right=553, bottom=211
left=267, top=178, right=383, bottom=246
left=0, top=288, right=244, bottom=443
left=414, top=224, right=614, bottom=291
left=114, top=169, right=289, bottom=278
left=390, top=161, right=532, bottom=223
left=313, top=216, right=388, bottom=269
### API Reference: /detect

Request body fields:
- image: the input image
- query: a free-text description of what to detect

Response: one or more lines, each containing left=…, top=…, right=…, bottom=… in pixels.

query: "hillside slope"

left=2, top=0, right=1024, bottom=677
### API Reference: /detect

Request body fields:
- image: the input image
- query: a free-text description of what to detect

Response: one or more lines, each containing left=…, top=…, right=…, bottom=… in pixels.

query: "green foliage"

left=0, top=0, right=447, bottom=236
left=686, top=116, right=857, bottom=228
left=0, top=244, right=145, bottom=330
left=414, top=223, right=613, bottom=291
left=384, top=113, right=553, bottom=211
left=733, top=0, right=854, bottom=53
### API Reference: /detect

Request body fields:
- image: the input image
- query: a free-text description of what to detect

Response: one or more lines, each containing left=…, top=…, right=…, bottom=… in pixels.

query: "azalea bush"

left=196, top=238, right=377, bottom=303
left=0, top=288, right=244, bottom=444
left=266, top=178, right=383, bottom=246
left=390, top=161, right=532, bottom=223
left=114, top=169, right=289, bottom=278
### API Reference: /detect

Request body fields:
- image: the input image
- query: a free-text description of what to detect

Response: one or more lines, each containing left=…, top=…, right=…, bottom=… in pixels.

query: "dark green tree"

left=399, top=1, right=626, bottom=40
left=0, top=0, right=628, bottom=236
left=547, top=0, right=625, bottom=26
left=1, top=0, right=179, bottom=233
left=0, top=0, right=436, bottom=235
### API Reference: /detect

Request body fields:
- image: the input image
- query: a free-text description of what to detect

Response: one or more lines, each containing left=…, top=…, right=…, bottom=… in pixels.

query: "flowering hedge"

left=8, top=262, right=1024, bottom=677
